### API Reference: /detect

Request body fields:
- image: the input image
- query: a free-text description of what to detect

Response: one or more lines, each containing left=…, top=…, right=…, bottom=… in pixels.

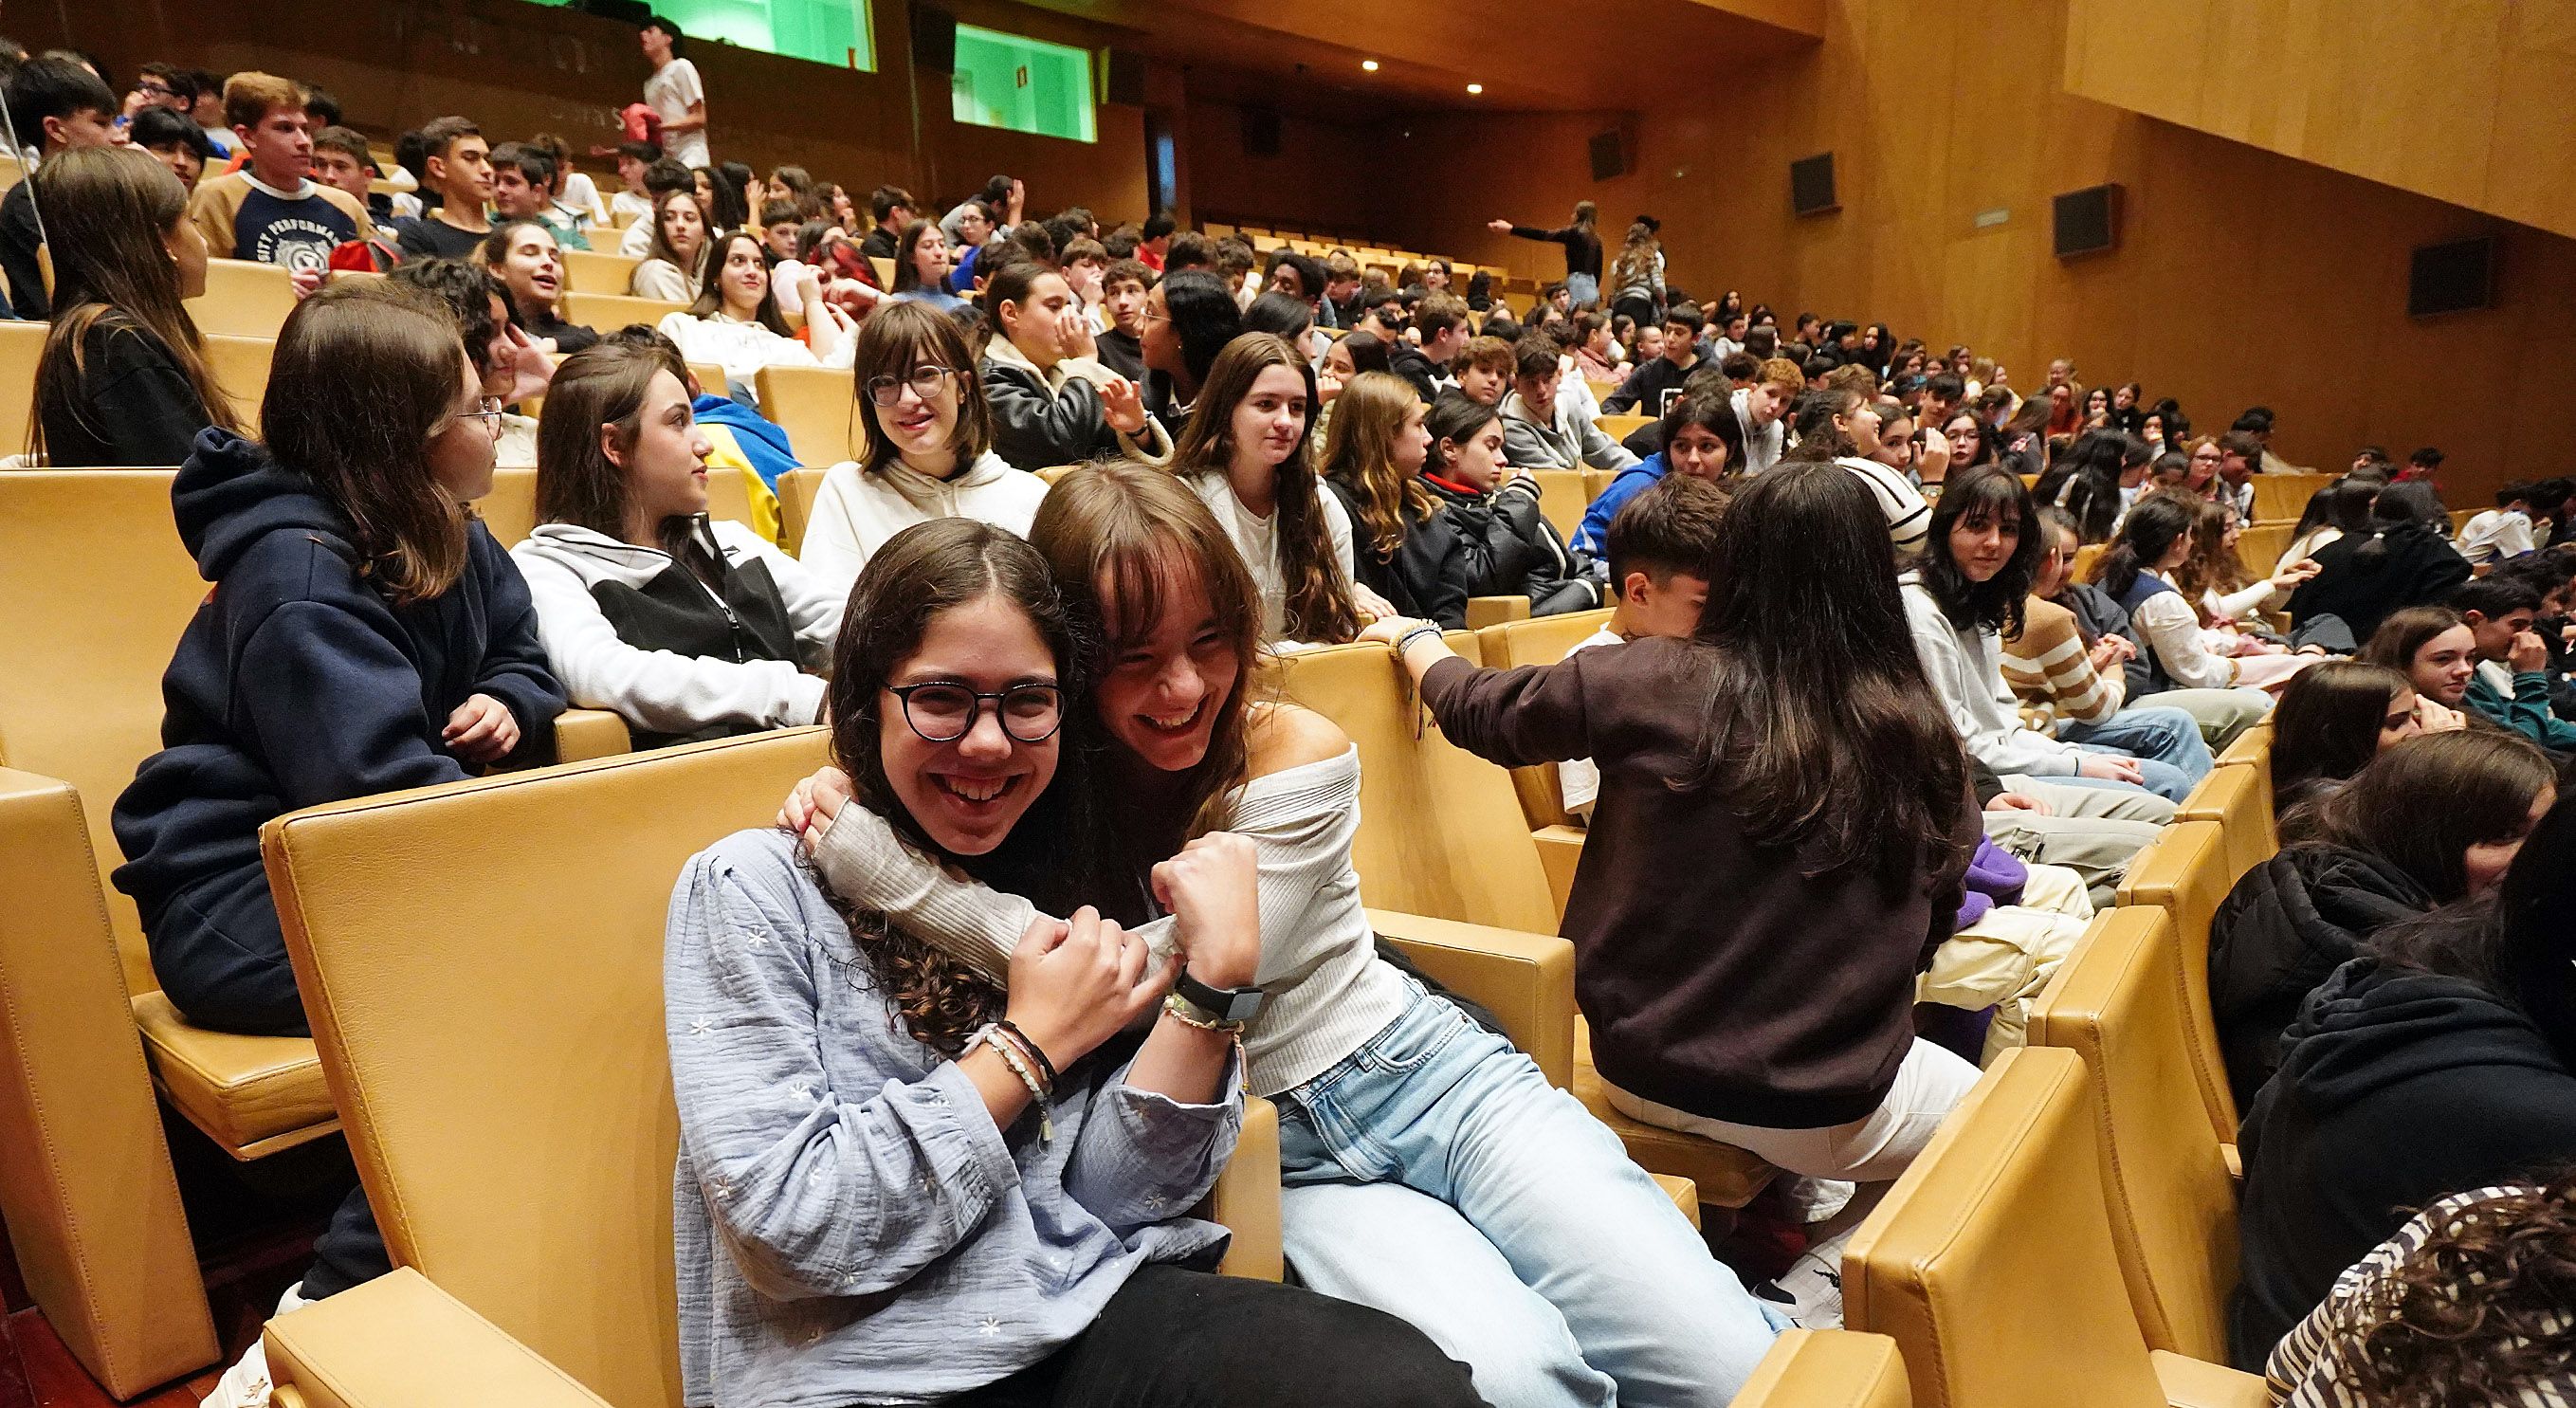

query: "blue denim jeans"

left=2055, top=704, right=2212, bottom=802
left=1274, top=981, right=1781, bottom=1408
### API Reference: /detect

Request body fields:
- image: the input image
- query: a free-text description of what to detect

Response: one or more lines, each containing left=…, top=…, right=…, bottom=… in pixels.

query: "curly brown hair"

left=808, top=517, right=1094, bottom=1053
left=2339, top=1171, right=2576, bottom=1404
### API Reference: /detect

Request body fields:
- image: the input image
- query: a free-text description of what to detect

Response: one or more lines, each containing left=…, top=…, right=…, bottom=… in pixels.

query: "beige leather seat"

left=202, top=334, right=275, bottom=434
left=2249, top=474, right=2333, bottom=524
left=0, top=318, right=45, bottom=453
left=1528, top=467, right=1589, bottom=539
left=1844, top=1047, right=2267, bottom=1407
left=756, top=364, right=860, bottom=466
left=561, top=291, right=685, bottom=334
left=2112, top=819, right=2238, bottom=1143
left=1473, top=609, right=1613, bottom=919
left=2030, top=907, right=2241, bottom=1362
left=559, top=247, right=641, bottom=295
left=188, top=258, right=299, bottom=338
left=1733, top=1329, right=1911, bottom=1408
left=473, top=466, right=541, bottom=546
left=1595, top=412, right=1653, bottom=442
left=776, top=466, right=826, bottom=555
left=2177, top=764, right=2275, bottom=886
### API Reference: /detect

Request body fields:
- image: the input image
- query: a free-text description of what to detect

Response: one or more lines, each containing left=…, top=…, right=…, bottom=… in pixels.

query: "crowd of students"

left=9, top=27, right=2575, bottom=1408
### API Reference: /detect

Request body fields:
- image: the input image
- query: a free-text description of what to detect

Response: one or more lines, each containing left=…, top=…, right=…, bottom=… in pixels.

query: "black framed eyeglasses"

left=866, top=365, right=960, bottom=408
left=885, top=682, right=1064, bottom=743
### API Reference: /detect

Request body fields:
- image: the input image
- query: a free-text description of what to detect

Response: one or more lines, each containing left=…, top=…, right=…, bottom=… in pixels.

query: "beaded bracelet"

left=994, top=1018, right=1060, bottom=1088
left=971, top=1024, right=1054, bottom=1143
left=1394, top=621, right=1444, bottom=659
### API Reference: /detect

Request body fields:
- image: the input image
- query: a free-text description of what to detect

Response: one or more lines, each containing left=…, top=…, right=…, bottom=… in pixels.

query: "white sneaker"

left=1779, top=1176, right=1856, bottom=1223
left=1757, top=1250, right=1845, bottom=1329
left=201, top=1282, right=314, bottom=1408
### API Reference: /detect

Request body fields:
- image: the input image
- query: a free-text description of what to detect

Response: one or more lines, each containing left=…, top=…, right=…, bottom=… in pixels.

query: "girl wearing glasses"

left=513, top=340, right=843, bottom=749
left=799, top=302, right=1050, bottom=595
left=784, top=462, right=1785, bottom=1407
left=115, top=281, right=566, bottom=1378
left=669, top=517, right=1482, bottom=1408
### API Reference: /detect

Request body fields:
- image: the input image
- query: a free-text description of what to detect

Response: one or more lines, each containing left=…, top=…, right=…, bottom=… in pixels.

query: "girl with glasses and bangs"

left=800, top=301, right=1051, bottom=595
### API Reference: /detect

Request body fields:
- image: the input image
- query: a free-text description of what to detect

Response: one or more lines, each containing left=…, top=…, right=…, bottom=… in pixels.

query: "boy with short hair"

left=1139, top=212, right=1174, bottom=270
left=1095, top=258, right=1153, bottom=383
left=1448, top=336, right=1517, bottom=410
left=131, top=106, right=215, bottom=190
left=1501, top=335, right=1639, bottom=475
left=309, top=126, right=404, bottom=271
left=2458, top=483, right=2543, bottom=567
left=1559, top=475, right=1728, bottom=818
left=609, top=139, right=661, bottom=226
left=1390, top=292, right=1470, bottom=402
left=1061, top=235, right=1109, bottom=330
left=759, top=200, right=803, bottom=260
left=2454, top=576, right=2576, bottom=751
left=397, top=116, right=495, bottom=259
left=488, top=140, right=588, bottom=250
left=0, top=57, right=119, bottom=318
left=859, top=184, right=915, bottom=260
left=186, top=71, right=373, bottom=293
left=1601, top=301, right=1705, bottom=415
left=638, top=15, right=708, bottom=168
left=186, top=70, right=236, bottom=158
left=1732, top=357, right=1807, bottom=475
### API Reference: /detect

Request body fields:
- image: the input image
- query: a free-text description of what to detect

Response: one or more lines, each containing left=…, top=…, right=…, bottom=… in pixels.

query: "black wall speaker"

left=911, top=4, right=957, bottom=72
left=1242, top=106, right=1282, bottom=158
left=2409, top=237, right=2494, bottom=318
left=1790, top=153, right=1837, bottom=216
left=1104, top=48, right=1146, bottom=107
left=576, top=0, right=653, bottom=25
left=2052, top=183, right=2122, bottom=258
left=1588, top=128, right=1629, bottom=182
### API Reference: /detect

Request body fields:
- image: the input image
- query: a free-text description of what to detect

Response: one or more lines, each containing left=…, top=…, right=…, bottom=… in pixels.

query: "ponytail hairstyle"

left=2090, top=489, right=2198, bottom=599
left=1174, top=333, right=1359, bottom=643
left=1781, top=386, right=1860, bottom=463
left=1421, top=387, right=1504, bottom=480
left=2355, top=481, right=2448, bottom=568
left=1688, top=462, right=1972, bottom=889
left=1920, top=464, right=2041, bottom=637
left=2270, top=660, right=2415, bottom=796
left=31, top=146, right=238, bottom=461
left=2289, top=477, right=2379, bottom=546
left=2035, top=428, right=2148, bottom=543
left=265, top=280, right=474, bottom=605
left=1318, top=371, right=1434, bottom=559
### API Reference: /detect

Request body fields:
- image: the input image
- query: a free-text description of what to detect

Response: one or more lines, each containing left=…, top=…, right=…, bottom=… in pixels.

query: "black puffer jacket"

left=2207, top=844, right=2435, bottom=1111
left=2284, top=522, right=2471, bottom=645
left=1398, top=473, right=1602, bottom=629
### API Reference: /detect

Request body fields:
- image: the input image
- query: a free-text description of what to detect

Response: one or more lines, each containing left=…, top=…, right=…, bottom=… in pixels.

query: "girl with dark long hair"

left=2287, top=481, right=2474, bottom=644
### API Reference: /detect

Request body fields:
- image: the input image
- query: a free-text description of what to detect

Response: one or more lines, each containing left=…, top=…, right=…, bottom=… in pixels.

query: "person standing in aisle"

left=1488, top=201, right=1603, bottom=308
left=639, top=15, right=708, bottom=170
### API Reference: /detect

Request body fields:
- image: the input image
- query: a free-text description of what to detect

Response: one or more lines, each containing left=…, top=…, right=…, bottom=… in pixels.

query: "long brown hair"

left=265, top=280, right=472, bottom=605
left=533, top=341, right=713, bottom=566
left=2169, top=495, right=2248, bottom=619
left=813, top=518, right=1093, bottom=1051
left=2300, top=730, right=2555, bottom=902
left=685, top=229, right=792, bottom=335
left=1318, top=371, right=1433, bottom=559
left=1173, top=333, right=1360, bottom=643
left=1027, top=460, right=1262, bottom=901
left=853, top=300, right=993, bottom=474
left=30, top=146, right=238, bottom=461
left=643, top=188, right=709, bottom=287
left=2331, top=1173, right=2576, bottom=1405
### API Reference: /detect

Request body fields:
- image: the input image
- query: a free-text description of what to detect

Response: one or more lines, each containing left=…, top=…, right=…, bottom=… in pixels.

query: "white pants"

left=1917, top=861, right=2092, bottom=1063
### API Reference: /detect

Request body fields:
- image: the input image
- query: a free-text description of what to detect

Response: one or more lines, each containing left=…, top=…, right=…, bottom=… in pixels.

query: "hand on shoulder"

left=1245, top=702, right=1349, bottom=777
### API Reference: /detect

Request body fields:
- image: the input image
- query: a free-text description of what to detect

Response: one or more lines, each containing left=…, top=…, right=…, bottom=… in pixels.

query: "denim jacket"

left=667, top=829, right=1240, bottom=1407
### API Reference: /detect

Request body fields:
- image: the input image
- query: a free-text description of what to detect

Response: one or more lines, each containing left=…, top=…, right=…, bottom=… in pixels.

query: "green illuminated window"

left=523, top=0, right=873, bottom=71
left=950, top=25, right=1096, bottom=143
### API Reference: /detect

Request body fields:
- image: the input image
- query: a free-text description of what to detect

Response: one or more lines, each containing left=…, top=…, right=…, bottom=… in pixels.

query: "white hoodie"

left=799, top=451, right=1050, bottom=597
left=511, top=517, right=841, bottom=740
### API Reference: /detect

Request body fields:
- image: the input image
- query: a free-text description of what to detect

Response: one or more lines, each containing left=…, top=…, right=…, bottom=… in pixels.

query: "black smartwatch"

left=1171, top=969, right=1265, bottom=1026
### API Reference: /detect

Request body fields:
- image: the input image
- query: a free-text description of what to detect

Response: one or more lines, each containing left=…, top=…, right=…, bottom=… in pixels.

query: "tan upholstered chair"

left=188, top=258, right=299, bottom=338
left=2030, top=907, right=2241, bottom=1362
left=1473, top=609, right=1613, bottom=920
left=1528, top=468, right=1589, bottom=539
left=755, top=364, right=859, bottom=466
left=560, top=248, right=642, bottom=295
left=2113, top=820, right=2238, bottom=1143
left=202, top=334, right=275, bottom=434
left=2249, top=474, right=2333, bottom=524
left=560, top=291, right=685, bottom=334
left=2176, top=764, right=2275, bottom=886
left=1843, top=1048, right=2267, bottom=1408
left=1595, top=412, right=1653, bottom=442
left=775, top=466, right=826, bottom=555
left=2233, top=522, right=2293, bottom=580
left=0, top=318, right=41, bottom=453
left=2214, top=725, right=2275, bottom=821
left=1734, top=1329, right=1911, bottom=1408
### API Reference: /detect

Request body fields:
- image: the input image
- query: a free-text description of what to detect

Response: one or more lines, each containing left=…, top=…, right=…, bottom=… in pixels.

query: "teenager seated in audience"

left=29, top=147, right=234, bottom=467
left=2456, top=481, right=2546, bottom=567
left=2280, top=478, right=2378, bottom=575
left=1569, top=310, right=1626, bottom=383
left=784, top=467, right=1783, bottom=1403
left=1093, top=257, right=1153, bottom=383
left=2031, top=428, right=2148, bottom=542
left=1366, top=462, right=1994, bottom=1329
left=798, top=302, right=1045, bottom=594
left=2289, top=481, right=2473, bottom=644
left=2212, top=729, right=2550, bottom=1111
left=979, top=257, right=1170, bottom=471
left=605, top=140, right=656, bottom=225
left=128, top=103, right=212, bottom=192
left=888, top=217, right=969, bottom=315
left=1909, top=466, right=2207, bottom=803
left=524, top=134, right=603, bottom=229
left=1389, top=292, right=1471, bottom=403
left=657, top=230, right=858, bottom=392
left=699, top=161, right=753, bottom=235
left=1500, top=335, right=1639, bottom=476
left=1318, top=371, right=1433, bottom=617
left=684, top=519, right=1486, bottom=1408
left=2265, top=1171, right=2576, bottom=1406
left=1601, top=302, right=1705, bottom=415
left=182, top=71, right=370, bottom=295
left=1780, top=385, right=1932, bottom=554
left=1139, top=266, right=1240, bottom=434
left=1445, top=334, right=1514, bottom=411
left=1571, top=388, right=1742, bottom=562
left=486, top=140, right=585, bottom=252
left=1559, top=476, right=1725, bottom=825
left=512, top=342, right=837, bottom=748
left=394, top=117, right=495, bottom=260
left=2232, top=775, right=2570, bottom=1372
left=1243, top=290, right=1323, bottom=364
left=1312, top=325, right=1390, bottom=446
left=480, top=219, right=596, bottom=355
left=1175, top=334, right=1379, bottom=646
left=617, top=155, right=696, bottom=257
left=592, top=324, right=804, bottom=540
left=387, top=257, right=551, bottom=467
left=2176, top=496, right=2323, bottom=631
left=1728, top=356, right=1803, bottom=474
left=2094, top=492, right=2326, bottom=699
left=2267, top=661, right=2421, bottom=819
left=2358, top=606, right=2478, bottom=735
left=1398, top=390, right=1604, bottom=627
left=630, top=188, right=712, bottom=302
left=2443, top=576, right=2576, bottom=752
left=0, top=58, right=117, bottom=320
left=113, top=282, right=566, bottom=1404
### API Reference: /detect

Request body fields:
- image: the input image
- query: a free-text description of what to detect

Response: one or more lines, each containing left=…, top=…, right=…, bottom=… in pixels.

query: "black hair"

left=385, top=257, right=506, bottom=375
left=640, top=13, right=686, bottom=53
left=1926, top=371, right=1964, bottom=403
left=2094, top=491, right=2199, bottom=599
left=129, top=106, right=212, bottom=160
left=1243, top=291, right=1314, bottom=340
left=2452, top=576, right=2543, bottom=622
left=2231, top=406, right=2275, bottom=435
left=2355, top=481, right=2448, bottom=568
left=1662, top=301, right=1706, bottom=338
left=1921, top=464, right=2042, bottom=636
left=6, top=56, right=116, bottom=147
left=1158, top=268, right=1242, bottom=389
left=2034, top=428, right=2148, bottom=544
left=2289, top=478, right=2379, bottom=545
left=1142, top=213, right=1176, bottom=240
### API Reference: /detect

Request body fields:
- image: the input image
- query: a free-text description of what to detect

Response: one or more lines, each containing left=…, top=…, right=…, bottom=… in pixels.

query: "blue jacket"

left=112, top=430, right=564, bottom=1029
left=1571, top=451, right=1669, bottom=563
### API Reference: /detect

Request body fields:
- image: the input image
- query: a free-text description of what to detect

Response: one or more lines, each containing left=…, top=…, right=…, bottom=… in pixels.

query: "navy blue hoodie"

left=112, top=429, right=565, bottom=1035
left=2229, top=955, right=2576, bottom=1369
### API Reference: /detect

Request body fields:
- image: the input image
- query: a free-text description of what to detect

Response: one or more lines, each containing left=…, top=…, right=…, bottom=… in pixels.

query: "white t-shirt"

left=1186, top=470, right=1357, bottom=647
left=1555, top=624, right=1624, bottom=818
left=646, top=58, right=709, bottom=168
left=2457, top=508, right=2535, bottom=566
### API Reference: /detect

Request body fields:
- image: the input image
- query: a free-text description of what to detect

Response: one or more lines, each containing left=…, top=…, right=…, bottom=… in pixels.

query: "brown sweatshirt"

left=1422, top=638, right=1977, bottom=1129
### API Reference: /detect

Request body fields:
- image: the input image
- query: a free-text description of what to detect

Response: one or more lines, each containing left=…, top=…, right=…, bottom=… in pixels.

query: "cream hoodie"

left=798, top=450, right=1050, bottom=596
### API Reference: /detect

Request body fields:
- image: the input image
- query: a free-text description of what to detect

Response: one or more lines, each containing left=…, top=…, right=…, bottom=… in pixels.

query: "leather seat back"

left=1844, top=1047, right=2167, bottom=1408
left=2030, top=907, right=2240, bottom=1361
left=1734, top=1330, right=1910, bottom=1408
left=1529, top=468, right=1588, bottom=538
left=757, top=364, right=859, bottom=466
left=264, top=727, right=831, bottom=1408
left=1266, top=638, right=1558, bottom=933
left=560, top=291, right=686, bottom=334
left=475, top=467, right=541, bottom=547
left=776, top=466, right=826, bottom=554
left=0, top=318, right=44, bottom=453
left=2112, top=819, right=2237, bottom=1142
left=2178, top=764, right=2275, bottom=885
left=188, top=258, right=297, bottom=338
left=1473, top=609, right=1615, bottom=828
left=202, top=334, right=274, bottom=434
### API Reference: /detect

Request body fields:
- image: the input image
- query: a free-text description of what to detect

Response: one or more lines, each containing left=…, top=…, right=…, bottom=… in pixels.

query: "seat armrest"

left=1210, top=1096, right=1282, bottom=1281
left=1464, top=596, right=1532, bottom=630
left=1531, top=824, right=1584, bottom=927
left=266, top=1267, right=612, bottom=1408
left=552, top=709, right=632, bottom=762
left=1367, top=908, right=1574, bottom=1088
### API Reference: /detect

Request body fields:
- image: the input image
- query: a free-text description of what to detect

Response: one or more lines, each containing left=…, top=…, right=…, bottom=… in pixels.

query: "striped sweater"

left=2001, top=596, right=2124, bottom=727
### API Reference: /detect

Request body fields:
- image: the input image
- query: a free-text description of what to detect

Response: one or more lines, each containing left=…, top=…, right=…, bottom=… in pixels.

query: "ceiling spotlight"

left=1466, top=82, right=1483, bottom=94
left=1361, top=59, right=1379, bottom=71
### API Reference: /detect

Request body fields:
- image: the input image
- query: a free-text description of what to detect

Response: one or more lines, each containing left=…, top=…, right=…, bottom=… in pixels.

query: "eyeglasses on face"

left=866, top=365, right=960, bottom=408
left=454, top=396, right=504, bottom=435
left=885, top=681, right=1064, bottom=743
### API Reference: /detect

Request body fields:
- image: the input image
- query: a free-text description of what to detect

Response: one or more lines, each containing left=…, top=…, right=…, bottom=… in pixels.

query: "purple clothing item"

left=1955, top=834, right=2030, bottom=931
